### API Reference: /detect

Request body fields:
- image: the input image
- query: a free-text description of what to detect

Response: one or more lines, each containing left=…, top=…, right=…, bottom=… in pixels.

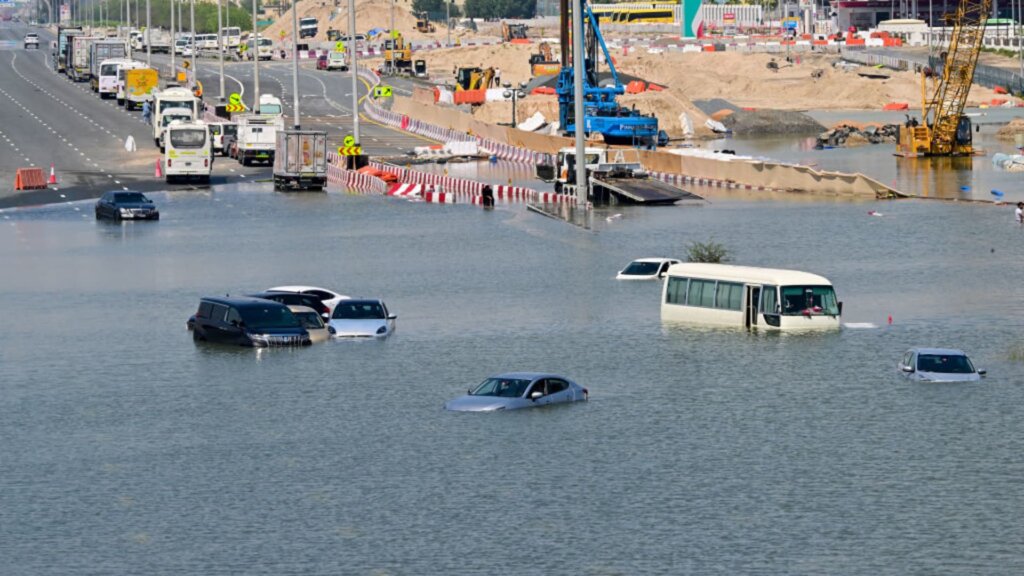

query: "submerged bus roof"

left=665, top=263, right=834, bottom=286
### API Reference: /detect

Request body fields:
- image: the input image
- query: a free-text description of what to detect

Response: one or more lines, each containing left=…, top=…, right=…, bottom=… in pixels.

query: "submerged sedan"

left=445, top=372, right=588, bottom=412
left=328, top=298, right=395, bottom=338
left=95, top=190, right=159, bottom=220
left=616, top=257, right=680, bottom=280
left=898, top=347, right=986, bottom=382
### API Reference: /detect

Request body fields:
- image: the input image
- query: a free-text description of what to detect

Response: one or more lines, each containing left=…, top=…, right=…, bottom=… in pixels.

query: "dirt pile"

left=996, top=117, right=1024, bottom=141
left=721, top=109, right=824, bottom=136
left=262, top=0, right=457, bottom=44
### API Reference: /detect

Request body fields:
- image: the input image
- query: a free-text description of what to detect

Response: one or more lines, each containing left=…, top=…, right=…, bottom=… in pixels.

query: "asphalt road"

left=0, top=22, right=436, bottom=208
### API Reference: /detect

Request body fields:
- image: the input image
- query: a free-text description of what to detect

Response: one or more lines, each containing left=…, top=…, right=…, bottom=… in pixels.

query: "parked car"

left=247, top=291, right=332, bottom=320
left=327, top=298, right=396, bottom=338
left=444, top=372, right=589, bottom=412
left=616, top=257, right=680, bottom=280
left=266, top=285, right=349, bottom=314
left=24, top=33, right=39, bottom=49
left=288, top=305, right=334, bottom=343
left=316, top=54, right=328, bottom=70
left=95, top=190, right=160, bottom=221
left=190, top=296, right=311, bottom=347
left=898, top=347, right=986, bottom=382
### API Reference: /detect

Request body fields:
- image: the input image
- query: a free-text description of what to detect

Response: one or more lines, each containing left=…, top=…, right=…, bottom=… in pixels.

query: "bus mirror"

left=838, top=301, right=843, bottom=316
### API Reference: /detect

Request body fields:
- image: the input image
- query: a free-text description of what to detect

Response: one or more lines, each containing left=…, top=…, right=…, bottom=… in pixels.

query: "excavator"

left=415, top=12, right=435, bottom=33
left=501, top=22, right=529, bottom=42
left=381, top=31, right=413, bottom=75
left=896, top=0, right=989, bottom=157
left=529, top=42, right=560, bottom=76
left=453, top=66, right=495, bottom=91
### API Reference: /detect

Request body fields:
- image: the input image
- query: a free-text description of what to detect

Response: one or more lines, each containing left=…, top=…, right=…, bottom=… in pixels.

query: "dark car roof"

left=201, top=296, right=290, bottom=309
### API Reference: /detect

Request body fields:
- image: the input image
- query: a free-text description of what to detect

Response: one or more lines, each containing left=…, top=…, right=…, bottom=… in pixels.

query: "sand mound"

left=370, top=43, right=538, bottom=86
left=262, top=0, right=456, bottom=44
left=996, top=117, right=1024, bottom=141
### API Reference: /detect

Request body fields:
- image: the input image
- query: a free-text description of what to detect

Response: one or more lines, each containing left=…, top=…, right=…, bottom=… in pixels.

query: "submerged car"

left=616, top=257, right=680, bottom=280
left=445, top=372, right=589, bottom=412
left=191, top=296, right=311, bottom=347
left=288, top=305, right=334, bottom=343
left=247, top=291, right=332, bottom=320
left=898, top=347, right=986, bottom=382
left=328, top=298, right=395, bottom=338
left=266, top=285, right=349, bottom=315
left=95, top=190, right=159, bottom=220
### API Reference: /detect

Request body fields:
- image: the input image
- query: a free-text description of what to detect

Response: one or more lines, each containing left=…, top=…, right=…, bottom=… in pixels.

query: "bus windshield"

left=780, top=285, right=839, bottom=316
left=169, top=128, right=207, bottom=148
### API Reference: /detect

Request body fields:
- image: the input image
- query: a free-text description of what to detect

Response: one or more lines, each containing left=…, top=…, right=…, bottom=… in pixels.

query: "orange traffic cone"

left=154, top=159, right=163, bottom=178
left=48, top=163, right=57, bottom=185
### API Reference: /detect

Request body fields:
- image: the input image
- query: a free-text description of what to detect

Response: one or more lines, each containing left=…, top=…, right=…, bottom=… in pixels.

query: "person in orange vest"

left=193, top=81, right=203, bottom=100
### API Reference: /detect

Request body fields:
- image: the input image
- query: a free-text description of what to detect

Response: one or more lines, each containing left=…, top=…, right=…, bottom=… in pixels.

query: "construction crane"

left=896, top=0, right=990, bottom=157
left=556, top=0, right=663, bottom=148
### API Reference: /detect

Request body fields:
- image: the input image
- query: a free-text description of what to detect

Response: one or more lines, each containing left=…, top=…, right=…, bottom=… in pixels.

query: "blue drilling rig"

left=556, top=0, right=665, bottom=149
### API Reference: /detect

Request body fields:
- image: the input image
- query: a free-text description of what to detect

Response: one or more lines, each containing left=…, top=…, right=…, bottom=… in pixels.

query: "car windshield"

left=260, top=104, right=282, bottom=114
left=294, top=311, right=324, bottom=329
left=621, top=261, right=661, bottom=275
left=917, top=354, right=975, bottom=374
left=471, top=378, right=531, bottom=398
left=330, top=53, right=344, bottom=60
left=239, top=305, right=301, bottom=329
left=780, top=285, right=839, bottom=316
left=114, top=192, right=148, bottom=203
left=332, top=301, right=385, bottom=320
left=169, top=128, right=206, bottom=148
left=101, top=63, right=119, bottom=75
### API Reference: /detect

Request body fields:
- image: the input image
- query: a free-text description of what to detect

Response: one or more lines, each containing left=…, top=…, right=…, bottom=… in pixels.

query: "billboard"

left=60, top=3, right=70, bottom=23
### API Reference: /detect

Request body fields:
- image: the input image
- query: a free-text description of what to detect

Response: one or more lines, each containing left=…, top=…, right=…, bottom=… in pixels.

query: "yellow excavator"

left=896, top=0, right=989, bottom=157
left=501, top=22, right=529, bottom=42
left=454, top=66, right=495, bottom=91
left=529, top=41, right=559, bottom=76
left=382, top=31, right=413, bottom=74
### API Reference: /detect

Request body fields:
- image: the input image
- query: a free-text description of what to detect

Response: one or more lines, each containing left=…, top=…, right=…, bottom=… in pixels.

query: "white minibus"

left=660, top=263, right=842, bottom=331
left=164, top=120, right=212, bottom=184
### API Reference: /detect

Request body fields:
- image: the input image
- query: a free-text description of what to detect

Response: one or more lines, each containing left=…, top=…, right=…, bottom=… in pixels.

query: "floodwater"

left=2, top=178, right=1024, bottom=574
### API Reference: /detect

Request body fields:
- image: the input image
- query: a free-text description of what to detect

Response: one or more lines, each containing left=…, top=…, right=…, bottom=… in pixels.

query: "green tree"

left=464, top=0, right=535, bottom=19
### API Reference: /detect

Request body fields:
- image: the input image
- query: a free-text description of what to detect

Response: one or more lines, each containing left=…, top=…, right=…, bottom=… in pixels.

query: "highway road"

left=0, top=21, right=436, bottom=208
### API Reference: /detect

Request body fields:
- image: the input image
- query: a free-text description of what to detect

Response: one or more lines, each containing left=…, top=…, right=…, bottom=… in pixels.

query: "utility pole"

left=218, top=0, right=225, bottom=102
left=572, top=0, right=586, bottom=207
left=446, top=0, right=450, bottom=47
left=189, top=0, right=196, bottom=80
left=389, top=0, right=394, bottom=72
left=145, top=0, right=151, bottom=67
left=252, top=0, right=260, bottom=112
left=348, top=0, right=358, bottom=145
left=290, top=0, right=299, bottom=128
left=170, top=0, right=175, bottom=75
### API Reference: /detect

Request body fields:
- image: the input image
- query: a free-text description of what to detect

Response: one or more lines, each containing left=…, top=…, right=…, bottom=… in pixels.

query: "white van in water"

left=660, top=263, right=842, bottom=331
left=164, top=120, right=212, bottom=184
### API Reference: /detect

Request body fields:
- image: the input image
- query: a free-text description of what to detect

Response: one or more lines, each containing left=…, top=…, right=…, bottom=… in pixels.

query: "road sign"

left=229, top=93, right=242, bottom=106
left=343, top=135, right=355, bottom=148
left=373, top=85, right=393, bottom=98
left=225, top=104, right=246, bottom=112
left=279, top=30, right=286, bottom=39
left=334, top=41, right=345, bottom=52
left=338, top=145, right=362, bottom=156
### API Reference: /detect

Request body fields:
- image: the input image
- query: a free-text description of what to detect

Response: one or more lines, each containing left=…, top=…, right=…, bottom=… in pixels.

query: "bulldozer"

left=415, top=12, right=435, bottom=33
left=381, top=32, right=413, bottom=75
left=454, top=66, right=495, bottom=91
left=529, top=41, right=559, bottom=76
left=501, top=22, right=529, bottom=42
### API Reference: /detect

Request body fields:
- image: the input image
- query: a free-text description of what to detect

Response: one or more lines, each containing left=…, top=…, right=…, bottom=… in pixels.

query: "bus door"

left=745, top=285, right=761, bottom=329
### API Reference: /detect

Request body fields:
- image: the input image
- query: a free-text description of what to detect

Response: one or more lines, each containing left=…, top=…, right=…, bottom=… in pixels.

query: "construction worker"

left=142, top=100, right=152, bottom=124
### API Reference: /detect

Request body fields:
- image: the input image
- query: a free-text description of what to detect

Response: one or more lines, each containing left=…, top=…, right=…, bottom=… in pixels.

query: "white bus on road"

left=152, top=86, right=199, bottom=147
left=660, top=263, right=842, bottom=331
left=164, top=121, right=212, bottom=184
left=245, top=36, right=274, bottom=60
left=221, top=26, right=241, bottom=50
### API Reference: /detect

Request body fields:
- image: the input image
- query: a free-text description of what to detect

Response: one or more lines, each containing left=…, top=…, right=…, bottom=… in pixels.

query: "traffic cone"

left=47, top=163, right=57, bottom=185
left=154, top=159, right=163, bottom=178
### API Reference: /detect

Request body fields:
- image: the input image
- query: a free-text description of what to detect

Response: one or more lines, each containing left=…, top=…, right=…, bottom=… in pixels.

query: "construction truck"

left=121, top=66, right=159, bottom=110
left=415, top=12, right=435, bottom=33
left=454, top=66, right=494, bottom=91
left=381, top=32, right=413, bottom=75
left=555, top=0, right=664, bottom=148
left=896, top=0, right=988, bottom=157
left=273, top=130, right=328, bottom=191
left=530, top=42, right=559, bottom=76
left=502, top=22, right=529, bottom=42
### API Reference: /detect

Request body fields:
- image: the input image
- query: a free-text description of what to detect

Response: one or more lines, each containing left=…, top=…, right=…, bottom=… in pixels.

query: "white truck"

left=235, top=113, right=284, bottom=166
left=89, top=39, right=128, bottom=92
left=68, top=35, right=99, bottom=82
left=152, top=86, right=199, bottom=148
left=138, top=28, right=172, bottom=53
left=273, top=130, right=328, bottom=190
left=164, top=120, right=213, bottom=184
left=299, top=17, right=319, bottom=39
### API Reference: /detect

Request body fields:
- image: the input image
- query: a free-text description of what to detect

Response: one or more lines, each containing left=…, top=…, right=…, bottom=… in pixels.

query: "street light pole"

left=349, top=0, right=359, bottom=145
left=145, top=0, right=151, bottom=67
left=290, top=0, right=300, bottom=128
left=189, top=0, right=196, bottom=80
left=572, top=0, right=586, bottom=207
left=252, top=0, right=260, bottom=112
left=218, top=0, right=225, bottom=102
left=446, top=0, right=450, bottom=47
left=170, top=0, right=175, bottom=75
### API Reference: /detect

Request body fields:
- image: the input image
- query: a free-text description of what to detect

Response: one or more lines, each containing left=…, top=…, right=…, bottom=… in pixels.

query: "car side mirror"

left=387, top=314, right=397, bottom=320
left=838, top=301, right=844, bottom=316
left=978, top=369, right=987, bottom=376
left=530, top=391, right=543, bottom=400
left=327, top=325, right=336, bottom=335
left=901, top=365, right=915, bottom=373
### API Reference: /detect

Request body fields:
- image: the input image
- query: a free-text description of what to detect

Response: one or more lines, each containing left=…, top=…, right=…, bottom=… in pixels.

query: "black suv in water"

left=191, top=297, right=311, bottom=347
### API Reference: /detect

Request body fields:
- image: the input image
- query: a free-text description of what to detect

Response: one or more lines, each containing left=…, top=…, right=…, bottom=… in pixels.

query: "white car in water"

left=327, top=299, right=396, bottom=338
left=616, top=257, right=680, bottom=280
left=266, top=285, right=349, bottom=315
left=898, top=347, right=986, bottom=382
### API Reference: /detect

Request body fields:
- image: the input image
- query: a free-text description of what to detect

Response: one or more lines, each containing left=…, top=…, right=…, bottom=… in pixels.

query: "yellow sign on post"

left=373, top=85, right=393, bottom=98
left=338, top=146, right=363, bottom=156
left=343, top=135, right=356, bottom=148
left=334, top=41, right=345, bottom=52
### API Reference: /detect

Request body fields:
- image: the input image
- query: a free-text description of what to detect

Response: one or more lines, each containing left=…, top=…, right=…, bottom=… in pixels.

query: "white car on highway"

left=24, top=33, right=39, bottom=49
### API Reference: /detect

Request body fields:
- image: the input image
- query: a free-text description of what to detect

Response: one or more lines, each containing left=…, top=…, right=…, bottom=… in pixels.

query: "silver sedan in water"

left=444, top=372, right=589, bottom=412
left=898, top=347, right=986, bottom=382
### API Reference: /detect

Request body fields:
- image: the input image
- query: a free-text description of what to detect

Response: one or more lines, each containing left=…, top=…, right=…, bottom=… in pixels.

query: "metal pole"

left=446, top=0, right=450, bottom=47
left=145, top=0, right=150, bottom=67
left=252, top=0, right=259, bottom=112
left=290, top=0, right=299, bottom=128
left=170, top=0, right=175, bottom=74
left=389, top=0, right=394, bottom=72
left=349, top=0, right=358, bottom=144
left=572, top=0, right=586, bottom=207
left=218, top=0, right=224, bottom=102
left=189, top=0, right=196, bottom=80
